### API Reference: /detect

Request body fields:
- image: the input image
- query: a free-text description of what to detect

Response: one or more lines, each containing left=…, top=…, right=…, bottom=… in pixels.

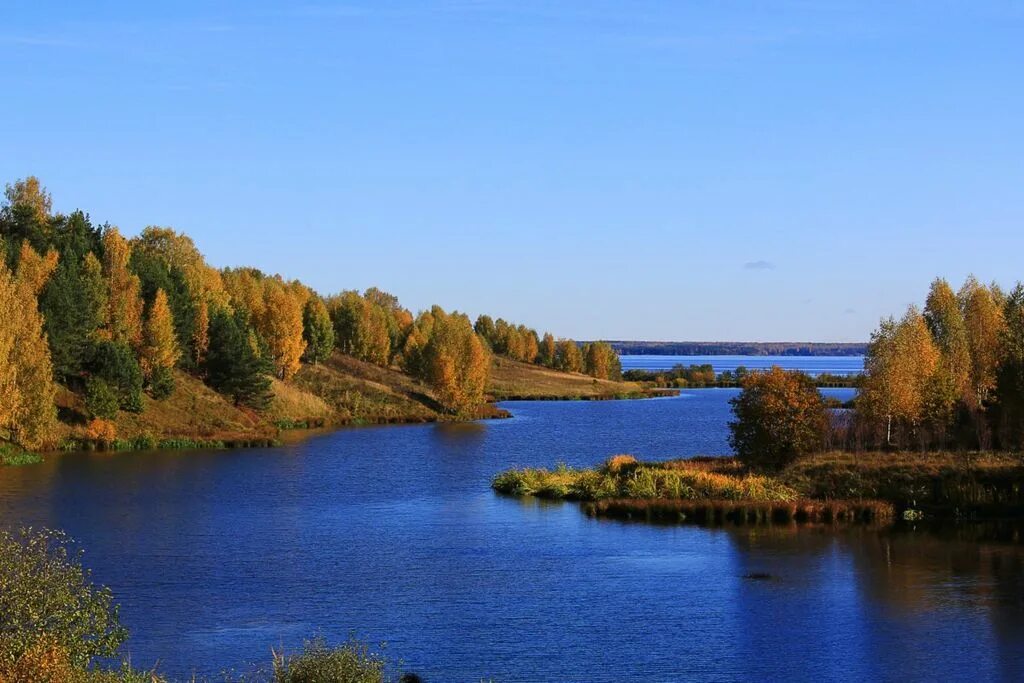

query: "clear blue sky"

left=3, top=2, right=1022, bottom=342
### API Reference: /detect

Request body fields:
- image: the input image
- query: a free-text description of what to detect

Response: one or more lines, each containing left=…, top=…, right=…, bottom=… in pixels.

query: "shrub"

left=271, top=636, right=385, bottom=683
left=83, top=419, right=117, bottom=445
left=729, top=367, right=829, bottom=471
left=148, top=365, right=175, bottom=400
left=0, top=528, right=127, bottom=669
left=85, top=377, right=119, bottom=420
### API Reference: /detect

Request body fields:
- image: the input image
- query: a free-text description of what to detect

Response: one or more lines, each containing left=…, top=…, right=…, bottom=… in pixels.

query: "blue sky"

left=3, top=1, right=1022, bottom=342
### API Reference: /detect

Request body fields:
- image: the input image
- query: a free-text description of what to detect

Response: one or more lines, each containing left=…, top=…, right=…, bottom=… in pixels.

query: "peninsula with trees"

left=0, top=177, right=649, bottom=458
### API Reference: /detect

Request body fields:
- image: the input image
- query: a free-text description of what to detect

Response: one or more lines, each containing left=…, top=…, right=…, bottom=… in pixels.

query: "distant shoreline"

left=605, top=341, right=867, bottom=356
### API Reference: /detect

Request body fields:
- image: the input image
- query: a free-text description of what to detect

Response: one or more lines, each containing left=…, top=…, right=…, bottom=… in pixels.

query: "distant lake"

left=3, top=388, right=1022, bottom=681
left=621, top=354, right=865, bottom=376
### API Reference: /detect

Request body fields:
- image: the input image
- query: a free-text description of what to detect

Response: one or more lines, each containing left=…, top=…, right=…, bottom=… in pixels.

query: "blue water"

left=620, top=354, right=864, bottom=376
left=1, top=389, right=1022, bottom=681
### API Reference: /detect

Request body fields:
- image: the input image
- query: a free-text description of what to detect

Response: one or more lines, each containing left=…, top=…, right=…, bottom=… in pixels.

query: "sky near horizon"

left=3, top=1, right=1023, bottom=342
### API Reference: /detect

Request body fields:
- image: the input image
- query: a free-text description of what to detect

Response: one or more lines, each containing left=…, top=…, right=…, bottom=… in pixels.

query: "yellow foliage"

left=422, top=309, right=490, bottom=415
left=15, top=241, right=58, bottom=296
left=133, top=226, right=230, bottom=309
left=261, top=282, right=306, bottom=380
left=101, top=228, right=144, bottom=349
left=84, top=418, right=117, bottom=444
left=192, top=298, right=210, bottom=365
left=142, top=289, right=180, bottom=378
left=0, top=637, right=80, bottom=683
left=0, top=260, right=57, bottom=450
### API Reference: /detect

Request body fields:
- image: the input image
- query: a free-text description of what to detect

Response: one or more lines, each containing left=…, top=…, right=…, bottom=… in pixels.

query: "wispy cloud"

left=844, top=308, right=857, bottom=315
left=743, top=260, right=775, bottom=271
left=0, top=34, right=85, bottom=48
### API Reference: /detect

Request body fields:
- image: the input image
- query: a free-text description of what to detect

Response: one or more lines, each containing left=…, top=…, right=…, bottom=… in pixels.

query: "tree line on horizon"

left=0, top=177, right=623, bottom=451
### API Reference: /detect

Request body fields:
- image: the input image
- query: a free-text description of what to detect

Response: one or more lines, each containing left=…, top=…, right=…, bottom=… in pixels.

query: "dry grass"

left=292, top=357, right=438, bottom=424
left=487, top=357, right=650, bottom=400
left=105, top=370, right=272, bottom=443
left=265, top=378, right=336, bottom=425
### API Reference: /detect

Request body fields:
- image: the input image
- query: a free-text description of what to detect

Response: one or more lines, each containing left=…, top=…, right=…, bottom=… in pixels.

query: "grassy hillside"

left=51, top=351, right=524, bottom=450
left=46, top=352, right=672, bottom=451
left=487, top=357, right=658, bottom=400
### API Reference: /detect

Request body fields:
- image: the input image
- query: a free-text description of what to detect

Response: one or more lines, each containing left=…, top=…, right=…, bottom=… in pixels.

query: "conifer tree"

left=204, top=309, right=273, bottom=409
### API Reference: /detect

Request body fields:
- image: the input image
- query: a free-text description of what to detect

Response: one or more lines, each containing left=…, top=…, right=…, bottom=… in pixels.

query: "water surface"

left=620, top=354, right=864, bottom=376
left=1, top=389, right=1021, bottom=681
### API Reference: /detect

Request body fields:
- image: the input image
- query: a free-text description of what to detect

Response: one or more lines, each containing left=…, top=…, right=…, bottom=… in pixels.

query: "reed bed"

left=492, top=455, right=797, bottom=503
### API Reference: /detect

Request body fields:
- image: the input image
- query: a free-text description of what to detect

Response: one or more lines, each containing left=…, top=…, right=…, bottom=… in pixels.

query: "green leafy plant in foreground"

left=0, top=528, right=127, bottom=669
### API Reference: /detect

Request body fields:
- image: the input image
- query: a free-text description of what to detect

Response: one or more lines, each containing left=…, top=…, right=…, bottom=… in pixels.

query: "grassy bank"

left=488, top=357, right=676, bottom=400
left=780, top=451, right=1024, bottom=518
left=48, top=351, right=518, bottom=454
left=491, top=451, right=1024, bottom=525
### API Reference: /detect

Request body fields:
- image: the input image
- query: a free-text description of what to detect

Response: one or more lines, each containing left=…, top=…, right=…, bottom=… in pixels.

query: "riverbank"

left=493, top=451, right=1024, bottom=525
left=28, top=352, right=660, bottom=456
left=39, top=352, right=512, bottom=454
left=487, top=357, right=671, bottom=400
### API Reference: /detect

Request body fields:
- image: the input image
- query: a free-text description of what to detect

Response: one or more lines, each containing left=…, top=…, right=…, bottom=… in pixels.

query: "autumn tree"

left=0, top=253, right=58, bottom=450
left=302, top=296, right=335, bottom=365
left=519, top=325, right=539, bottom=364
left=1, top=176, right=52, bottom=258
left=261, top=281, right=306, bottom=379
left=996, top=284, right=1024, bottom=448
left=584, top=341, right=621, bottom=380
left=923, top=278, right=971, bottom=438
left=401, top=309, right=435, bottom=376
left=419, top=308, right=490, bottom=415
left=141, top=289, right=180, bottom=398
left=729, top=366, right=828, bottom=470
left=474, top=315, right=497, bottom=348
left=133, top=226, right=229, bottom=309
left=328, top=291, right=390, bottom=366
left=100, top=228, right=144, bottom=350
left=15, top=241, right=58, bottom=296
left=859, top=307, right=940, bottom=446
left=538, top=332, right=556, bottom=367
left=555, top=339, right=583, bottom=373
left=960, top=277, right=1005, bottom=408
left=192, top=298, right=210, bottom=366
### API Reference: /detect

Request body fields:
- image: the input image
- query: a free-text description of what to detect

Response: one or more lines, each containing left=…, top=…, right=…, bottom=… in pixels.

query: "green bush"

left=272, top=637, right=386, bottom=683
left=85, top=377, right=120, bottom=420
left=0, top=527, right=127, bottom=669
left=148, top=365, right=175, bottom=400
